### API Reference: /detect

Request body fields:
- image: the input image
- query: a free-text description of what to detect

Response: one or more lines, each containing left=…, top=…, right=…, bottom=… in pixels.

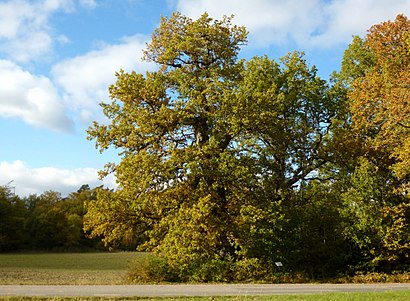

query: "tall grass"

left=0, top=252, right=144, bottom=285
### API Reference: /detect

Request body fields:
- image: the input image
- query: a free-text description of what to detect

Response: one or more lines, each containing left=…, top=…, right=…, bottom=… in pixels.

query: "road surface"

left=1, top=283, right=409, bottom=297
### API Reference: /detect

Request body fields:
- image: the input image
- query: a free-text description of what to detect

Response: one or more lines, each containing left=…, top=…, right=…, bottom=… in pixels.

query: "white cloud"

left=309, top=0, right=410, bottom=47
left=0, top=33, right=152, bottom=131
left=0, top=0, right=96, bottom=63
left=51, top=35, right=154, bottom=123
left=6, top=31, right=53, bottom=63
left=79, top=0, right=97, bottom=8
left=176, top=0, right=410, bottom=48
left=0, top=60, right=74, bottom=132
left=0, top=160, right=117, bottom=197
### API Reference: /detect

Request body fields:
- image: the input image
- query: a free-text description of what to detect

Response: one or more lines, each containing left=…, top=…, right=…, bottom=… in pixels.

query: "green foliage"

left=127, top=255, right=274, bottom=283
left=0, top=185, right=104, bottom=252
left=86, top=12, right=252, bottom=270
left=189, top=259, right=232, bottom=282
left=0, top=186, right=26, bottom=251
left=339, top=158, right=410, bottom=271
left=25, top=191, right=67, bottom=248
left=333, top=15, right=410, bottom=273
left=231, top=257, right=273, bottom=282
left=127, top=253, right=178, bottom=283
left=1, top=12, right=409, bottom=282
left=340, top=272, right=410, bottom=284
left=85, top=13, right=410, bottom=281
left=86, top=12, right=345, bottom=281
left=277, top=182, right=353, bottom=278
left=84, top=188, right=147, bottom=250
left=24, top=189, right=98, bottom=250
left=334, top=36, right=376, bottom=88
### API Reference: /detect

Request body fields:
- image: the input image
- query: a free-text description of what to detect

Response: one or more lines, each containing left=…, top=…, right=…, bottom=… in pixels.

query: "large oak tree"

left=85, top=12, right=342, bottom=280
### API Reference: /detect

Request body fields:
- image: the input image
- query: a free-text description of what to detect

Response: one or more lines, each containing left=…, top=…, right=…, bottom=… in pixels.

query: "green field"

left=0, top=252, right=143, bottom=285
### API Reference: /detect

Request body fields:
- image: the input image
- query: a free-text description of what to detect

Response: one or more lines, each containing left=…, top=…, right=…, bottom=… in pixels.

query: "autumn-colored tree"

left=349, top=14, right=410, bottom=180
left=86, top=12, right=343, bottom=280
left=86, top=13, right=249, bottom=278
left=333, top=15, right=410, bottom=271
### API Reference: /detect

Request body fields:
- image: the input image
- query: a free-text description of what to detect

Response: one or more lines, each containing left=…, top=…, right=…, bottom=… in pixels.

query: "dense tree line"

left=0, top=185, right=117, bottom=252
left=2, top=13, right=408, bottom=282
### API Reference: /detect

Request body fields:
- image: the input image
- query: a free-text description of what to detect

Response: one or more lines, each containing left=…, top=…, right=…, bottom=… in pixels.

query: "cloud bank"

left=0, top=60, right=74, bottom=132
left=176, top=0, right=410, bottom=48
left=2, top=0, right=409, bottom=131
left=0, top=0, right=96, bottom=63
left=52, top=35, right=152, bottom=124
left=0, top=34, right=151, bottom=131
left=0, top=160, right=117, bottom=197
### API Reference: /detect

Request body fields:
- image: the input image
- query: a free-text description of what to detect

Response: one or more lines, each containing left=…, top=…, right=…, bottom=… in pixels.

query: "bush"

left=347, top=272, right=410, bottom=283
left=126, top=253, right=179, bottom=283
left=127, top=254, right=410, bottom=284
left=127, top=255, right=273, bottom=283
left=189, top=259, right=232, bottom=282
left=232, top=258, right=273, bottom=282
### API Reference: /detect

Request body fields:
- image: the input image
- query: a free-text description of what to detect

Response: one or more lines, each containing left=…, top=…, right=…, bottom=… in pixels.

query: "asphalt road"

left=1, top=283, right=409, bottom=297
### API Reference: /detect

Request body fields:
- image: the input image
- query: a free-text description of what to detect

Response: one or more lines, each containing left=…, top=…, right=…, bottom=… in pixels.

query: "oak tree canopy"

left=85, top=13, right=410, bottom=281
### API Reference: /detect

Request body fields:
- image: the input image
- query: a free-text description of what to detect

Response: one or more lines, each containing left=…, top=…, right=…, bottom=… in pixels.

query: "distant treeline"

left=0, top=184, right=135, bottom=252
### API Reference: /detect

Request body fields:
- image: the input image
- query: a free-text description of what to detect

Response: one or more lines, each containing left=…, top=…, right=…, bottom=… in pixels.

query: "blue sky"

left=0, top=0, right=409, bottom=197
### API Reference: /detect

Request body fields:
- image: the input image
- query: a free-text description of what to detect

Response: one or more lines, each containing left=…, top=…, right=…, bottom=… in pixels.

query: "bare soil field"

left=0, top=252, right=142, bottom=285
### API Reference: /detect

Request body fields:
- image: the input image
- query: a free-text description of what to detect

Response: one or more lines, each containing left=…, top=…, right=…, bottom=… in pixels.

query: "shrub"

left=232, top=258, right=273, bottom=282
left=189, top=259, right=232, bottom=282
left=126, top=253, right=179, bottom=283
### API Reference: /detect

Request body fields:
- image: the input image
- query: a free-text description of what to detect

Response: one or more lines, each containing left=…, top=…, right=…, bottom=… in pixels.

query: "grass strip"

left=1, top=291, right=410, bottom=301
